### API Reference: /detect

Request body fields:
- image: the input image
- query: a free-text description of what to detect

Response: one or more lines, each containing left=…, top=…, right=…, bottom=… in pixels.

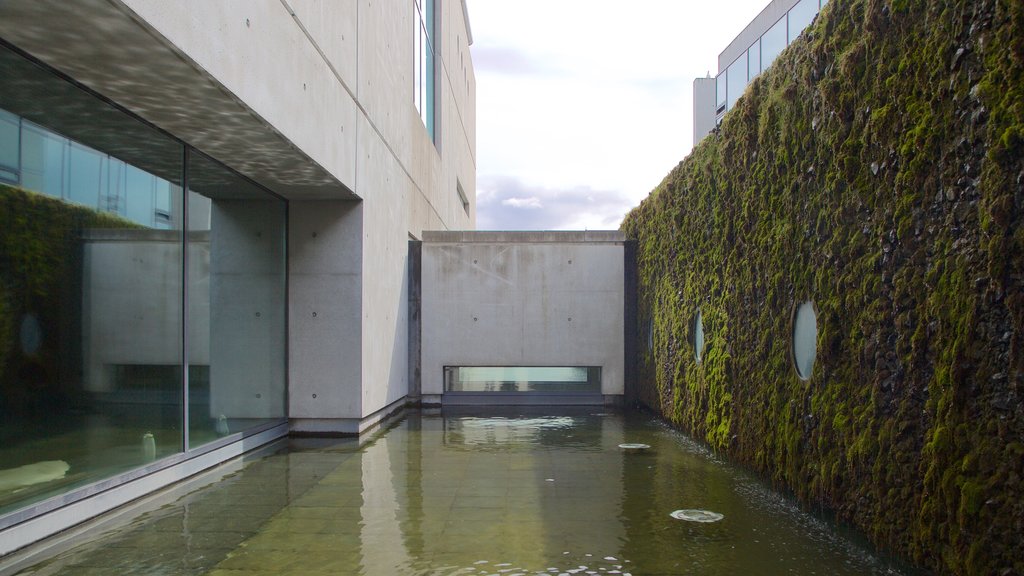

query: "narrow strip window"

left=414, top=0, right=436, bottom=141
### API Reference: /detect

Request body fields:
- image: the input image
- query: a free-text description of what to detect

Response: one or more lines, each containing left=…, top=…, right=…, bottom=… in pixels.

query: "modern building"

left=0, top=0, right=476, bottom=554
left=693, top=0, right=827, bottom=145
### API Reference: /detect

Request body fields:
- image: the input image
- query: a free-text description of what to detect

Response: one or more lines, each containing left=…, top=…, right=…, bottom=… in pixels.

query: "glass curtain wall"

left=0, top=42, right=286, bottom=518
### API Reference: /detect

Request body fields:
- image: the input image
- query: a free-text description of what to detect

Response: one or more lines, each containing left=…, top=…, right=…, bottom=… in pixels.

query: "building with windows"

left=0, top=0, right=475, bottom=554
left=693, top=0, right=826, bottom=145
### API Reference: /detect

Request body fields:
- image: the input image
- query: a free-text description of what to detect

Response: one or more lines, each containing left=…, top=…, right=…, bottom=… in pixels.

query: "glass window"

left=788, top=0, right=819, bottom=43
left=0, top=41, right=285, bottom=518
left=748, top=39, right=761, bottom=80
left=185, top=152, right=286, bottom=449
left=445, top=367, right=602, bottom=393
left=693, top=310, right=705, bottom=363
left=0, top=109, right=19, bottom=180
left=716, top=73, right=727, bottom=113
left=0, top=100, right=184, bottom=518
left=726, top=55, right=748, bottom=111
left=414, top=0, right=436, bottom=141
left=67, top=142, right=103, bottom=208
left=20, top=122, right=66, bottom=199
left=793, top=302, right=818, bottom=379
left=760, top=16, right=788, bottom=71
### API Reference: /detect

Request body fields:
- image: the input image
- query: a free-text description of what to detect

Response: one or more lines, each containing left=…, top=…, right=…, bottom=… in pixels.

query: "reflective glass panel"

left=186, top=152, right=286, bottom=448
left=793, top=302, right=818, bottom=379
left=788, top=0, right=819, bottom=43
left=748, top=39, right=761, bottom=80
left=694, top=310, right=705, bottom=363
left=0, top=109, right=18, bottom=177
left=761, top=16, right=788, bottom=71
left=446, top=367, right=602, bottom=393
left=716, top=73, right=727, bottom=111
left=726, top=55, right=748, bottom=111
left=0, top=44, right=184, bottom=516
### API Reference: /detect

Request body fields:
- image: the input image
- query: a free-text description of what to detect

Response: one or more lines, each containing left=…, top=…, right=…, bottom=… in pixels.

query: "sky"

left=466, top=0, right=772, bottom=230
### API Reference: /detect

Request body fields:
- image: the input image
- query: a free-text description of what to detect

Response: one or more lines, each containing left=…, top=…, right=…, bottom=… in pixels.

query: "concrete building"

left=0, top=0, right=476, bottom=554
left=693, top=0, right=826, bottom=145
left=417, top=231, right=630, bottom=406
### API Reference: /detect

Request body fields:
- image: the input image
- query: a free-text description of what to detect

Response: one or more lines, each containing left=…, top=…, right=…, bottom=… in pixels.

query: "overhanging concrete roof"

left=0, top=0, right=355, bottom=200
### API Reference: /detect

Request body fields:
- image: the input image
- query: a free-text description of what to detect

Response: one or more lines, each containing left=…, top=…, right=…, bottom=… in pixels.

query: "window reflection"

left=748, top=39, right=761, bottom=81
left=0, top=42, right=287, bottom=518
left=760, top=16, right=788, bottom=71
left=788, top=0, right=819, bottom=43
left=186, top=152, right=286, bottom=449
left=726, top=56, right=748, bottom=111
left=445, top=367, right=602, bottom=393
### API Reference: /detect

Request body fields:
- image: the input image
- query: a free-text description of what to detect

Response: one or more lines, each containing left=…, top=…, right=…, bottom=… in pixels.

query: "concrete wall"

left=420, top=232, right=626, bottom=402
left=692, top=76, right=717, bottom=146
left=0, top=0, right=476, bottom=434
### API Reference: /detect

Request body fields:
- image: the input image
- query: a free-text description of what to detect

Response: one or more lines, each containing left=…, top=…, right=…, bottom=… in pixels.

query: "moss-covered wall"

left=621, top=0, right=1022, bottom=573
left=0, top=183, right=137, bottom=413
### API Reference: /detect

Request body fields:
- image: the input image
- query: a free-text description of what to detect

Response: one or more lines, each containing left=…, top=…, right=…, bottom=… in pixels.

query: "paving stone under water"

left=6, top=409, right=916, bottom=575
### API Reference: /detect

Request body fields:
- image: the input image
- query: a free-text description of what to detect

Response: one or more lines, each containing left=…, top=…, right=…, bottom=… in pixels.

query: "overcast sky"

left=466, top=0, right=771, bottom=230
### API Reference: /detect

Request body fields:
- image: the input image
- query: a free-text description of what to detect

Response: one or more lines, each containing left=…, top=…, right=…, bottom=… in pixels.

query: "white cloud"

left=476, top=176, right=635, bottom=231
left=502, top=196, right=543, bottom=209
left=466, top=0, right=770, bottom=230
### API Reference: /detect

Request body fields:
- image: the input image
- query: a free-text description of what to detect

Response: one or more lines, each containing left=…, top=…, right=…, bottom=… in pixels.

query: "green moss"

left=0, top=183, right=141, bottom=406
left=621, top=0, right=1023, bottom=573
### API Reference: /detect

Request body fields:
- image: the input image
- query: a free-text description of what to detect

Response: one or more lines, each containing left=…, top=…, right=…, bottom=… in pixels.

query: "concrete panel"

left=421, top=235, right=626, bottom=399
left=288, top=200, right=363, bottom=275
left=693, top=76, right=717, bottom=146
left=357, top=116, right=410, bottom=417
left=288, top=273, right=362, bottom=418
left=81, top=235, right=196, bottom=393
left=208, top=200, right=286, bottom=419
left=357, top=0, right=412, bottom=169
left=286, top=0, right=358, bottom=88
left=288, top=201, right=363, bottom=421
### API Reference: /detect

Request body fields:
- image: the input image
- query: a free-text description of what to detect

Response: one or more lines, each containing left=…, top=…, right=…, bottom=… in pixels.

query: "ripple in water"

left=670, top=509, right=725, bottom=523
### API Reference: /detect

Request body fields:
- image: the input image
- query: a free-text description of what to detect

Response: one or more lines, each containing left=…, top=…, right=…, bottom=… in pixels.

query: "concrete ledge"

left=289, top=397, right=408, bottom=436
left=422, top=230, right=625, bottom=244
left=0, top=423, right=288, bottom=558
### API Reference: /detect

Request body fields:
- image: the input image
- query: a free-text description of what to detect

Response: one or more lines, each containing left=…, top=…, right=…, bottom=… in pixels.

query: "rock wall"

left=621, top=0, right=1023, bottom=573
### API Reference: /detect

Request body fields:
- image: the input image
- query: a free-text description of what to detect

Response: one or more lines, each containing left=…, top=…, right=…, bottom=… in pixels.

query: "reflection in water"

left=7, top=410, right=914, bottom=576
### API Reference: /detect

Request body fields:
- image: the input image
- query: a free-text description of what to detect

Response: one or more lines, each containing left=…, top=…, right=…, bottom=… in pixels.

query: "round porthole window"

left=694, top=310, right=705, bottom=363
left=793, top=302, right=817, bottom=380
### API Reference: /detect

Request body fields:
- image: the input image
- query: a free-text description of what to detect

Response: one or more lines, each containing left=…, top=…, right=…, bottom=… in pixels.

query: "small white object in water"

left=604, top=557, right=616, bottom=561
left=670, top=509, right=724, bottom=523
left=545, top=478, right=555, bottom=482
left=0, top=460, right=70, bottom=492
left=216, top=414, right=230, bottom=436
left=142, top=433, right=156, bottom=462
left=618, top=443, right=650, bottom=451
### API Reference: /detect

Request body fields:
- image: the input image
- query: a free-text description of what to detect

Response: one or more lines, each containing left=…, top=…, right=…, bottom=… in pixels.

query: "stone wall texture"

left=621, top=0, right=1023, bottom=573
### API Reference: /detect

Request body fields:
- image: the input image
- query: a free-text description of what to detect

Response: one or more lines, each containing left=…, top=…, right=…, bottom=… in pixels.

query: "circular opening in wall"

left=792, top=301, right=818, bottom=380
left=693, top=310, right=705, bottom=363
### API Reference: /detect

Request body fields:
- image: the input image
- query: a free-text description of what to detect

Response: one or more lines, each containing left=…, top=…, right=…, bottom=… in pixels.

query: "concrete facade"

left=0, top=0, right=475, bottom=552
left=419, top=231, right=628, bottom=404
left=691, top=0, right=822, bottom=146
left=692, top=76, right=718, bottom=146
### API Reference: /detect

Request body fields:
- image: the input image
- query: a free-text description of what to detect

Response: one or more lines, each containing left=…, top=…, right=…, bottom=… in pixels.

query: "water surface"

left=7, top=409, right=911, bottom=575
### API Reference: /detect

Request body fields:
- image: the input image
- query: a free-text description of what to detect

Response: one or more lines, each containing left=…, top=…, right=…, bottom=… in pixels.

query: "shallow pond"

left=6, top=408, right=913, bottom=575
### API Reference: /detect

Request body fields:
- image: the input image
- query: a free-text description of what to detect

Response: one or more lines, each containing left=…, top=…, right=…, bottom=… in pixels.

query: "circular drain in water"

left=670, top=509, right=724, bottom=523
left=618, top=443, right=650, bottom=451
